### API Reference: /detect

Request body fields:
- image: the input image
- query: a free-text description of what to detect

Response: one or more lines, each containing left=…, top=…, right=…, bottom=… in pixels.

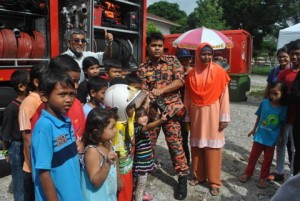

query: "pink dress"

left=185, top=83, right=230, bottom=148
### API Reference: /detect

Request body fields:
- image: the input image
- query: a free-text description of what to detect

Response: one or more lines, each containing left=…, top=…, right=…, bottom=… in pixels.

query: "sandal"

left=239, top=174, right=250, bottom=183
left=189, top=179, right=206, bottom=186
left=143, top=192, right=153, bottom=201
left=209, top=187, right=220, bottom=196
left=267, top=172, right=284, bottom=181
left=257, top=178, right=269, bottom=189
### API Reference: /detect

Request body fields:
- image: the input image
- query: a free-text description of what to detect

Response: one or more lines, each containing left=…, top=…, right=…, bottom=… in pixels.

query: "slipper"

left=257, top=179, right=269, bottom=189
left=267, top=172, right=284, bottom=181
left=143, top=192, right=153, bottom=201
left=189, top=179, right=206, bottom=186
left=209, top=187, right=220, bottom=196
left=239, top=174, right=250, bottom=183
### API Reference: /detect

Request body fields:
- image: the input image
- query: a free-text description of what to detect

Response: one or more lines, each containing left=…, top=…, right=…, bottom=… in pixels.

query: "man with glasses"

left=64, top=28, right=113, bottom=82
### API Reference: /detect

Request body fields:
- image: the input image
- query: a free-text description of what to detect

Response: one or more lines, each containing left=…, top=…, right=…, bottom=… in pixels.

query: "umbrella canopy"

left=173, top=27, right=233, bottom=50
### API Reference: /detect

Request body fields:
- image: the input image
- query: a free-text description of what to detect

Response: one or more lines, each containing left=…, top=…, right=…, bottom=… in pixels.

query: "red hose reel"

left=0, top=28, right=46, bottom=65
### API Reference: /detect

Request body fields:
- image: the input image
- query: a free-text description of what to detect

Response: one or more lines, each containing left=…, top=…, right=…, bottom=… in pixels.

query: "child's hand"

left=161, top=112, right=168, bottom=121
left=76, top=139, right=84, bottom=153
left=106, top=142, right=117, bottom=164
left=117, top=176, right=124, bottom=192
left=248, top=130, right=255, bottom=137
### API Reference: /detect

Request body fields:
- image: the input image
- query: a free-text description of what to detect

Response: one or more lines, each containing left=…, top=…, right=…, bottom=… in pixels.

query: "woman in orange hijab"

left=184, top=43, right=230, bottom=196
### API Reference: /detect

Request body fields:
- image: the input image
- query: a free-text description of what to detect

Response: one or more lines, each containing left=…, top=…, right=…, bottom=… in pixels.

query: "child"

left=31, top=54, right=86, bottom=152
left=1, top=69, right=29, bottom=201
left=104, top=59, right=122, bottom=82
left=83, top=76, right=109, bottom=116
left=19, top=63, right=46, bottom=201
left=176, top=48, right=193, bottom=166
left=31, top=70, right=84, bottom=201
left=239, top=82, right=288, bottom=188
left=125, top=72, right=142, bottom=90
left=133, top=107, right=166, bottom=201
left=80, top=107, right=118, bottom=201
left=77, top=56, right=101, bottom=104
left=104, top=84, right=146, bottom=201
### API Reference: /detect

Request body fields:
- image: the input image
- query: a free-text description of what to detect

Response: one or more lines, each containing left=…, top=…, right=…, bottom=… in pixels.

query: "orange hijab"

left=185, top=43, right=230, bottom=106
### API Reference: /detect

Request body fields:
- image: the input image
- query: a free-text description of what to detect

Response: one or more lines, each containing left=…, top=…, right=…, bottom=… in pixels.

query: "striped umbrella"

left=173, top=27, right=233, bottom=50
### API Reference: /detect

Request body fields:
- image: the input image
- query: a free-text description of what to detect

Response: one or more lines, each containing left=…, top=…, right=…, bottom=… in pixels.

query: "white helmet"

left=104, top=84, right=146, bottom=122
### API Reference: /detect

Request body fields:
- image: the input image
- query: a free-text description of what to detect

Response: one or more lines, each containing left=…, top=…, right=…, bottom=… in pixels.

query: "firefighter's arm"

left=151, top=79, right=183, bottom=97
left=103, top=29, right=113, bottom=59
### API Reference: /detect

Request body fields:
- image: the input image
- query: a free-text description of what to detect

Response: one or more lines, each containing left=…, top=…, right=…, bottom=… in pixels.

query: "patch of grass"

left=251, top=65, right=273, bottom=75
left=247, top=89, right=265, bottom=98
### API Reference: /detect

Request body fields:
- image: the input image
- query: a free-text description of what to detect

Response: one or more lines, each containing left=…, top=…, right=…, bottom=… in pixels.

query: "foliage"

left=146, top=22, right=161, bottom=36
left=251, top=65, right=273, bottom=75
left=261, top=36, right=277, bottom=57
left=247, top=89, right=265, bottom=98
left=146, top=0, right=300, bottom=56
left=147, top=1, right=187, bottom=22
left=147, top=1, right=188, bottom=34
left=193, top=0, right=229, bottom=30
left=218, top=0, right=297, bottom=51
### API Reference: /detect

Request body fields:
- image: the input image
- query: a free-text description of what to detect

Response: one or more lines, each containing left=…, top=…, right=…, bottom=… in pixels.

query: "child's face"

left=101, top=118, right=117, bottom=141
left=121, top=69, right=131, bottom=78
left=178, top=57, right=191, bottom=68
left=106, top=67, right=122, bottom=80
left=130, top=83, right=142, bottom=90
left=87, top=64, right=100, bottom=78
left=92, top=87, right=107, bottom=103
left=137, top=114, right=148, bottom=126
left=44, top=83, right=76, bottom=118
left=269, top=87, right=282, bottom=104
left=290, top=49, right=300, bottom=67
left=67, top=71, right=81, bottom=90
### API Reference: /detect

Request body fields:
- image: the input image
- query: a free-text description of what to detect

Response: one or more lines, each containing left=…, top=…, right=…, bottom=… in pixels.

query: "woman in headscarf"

left=184, top=43, right=230, bottom=196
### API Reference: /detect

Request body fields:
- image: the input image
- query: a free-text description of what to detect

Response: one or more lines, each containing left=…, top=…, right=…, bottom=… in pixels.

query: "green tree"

left=218, top=0, right=298, bottom=51
left=146, top=22, right=161, bottom=36
left=147, top=1, right=187, bottom=22
left=194, top=0, right=229, bottom=30
left=147, top=1, right=188, bottom=34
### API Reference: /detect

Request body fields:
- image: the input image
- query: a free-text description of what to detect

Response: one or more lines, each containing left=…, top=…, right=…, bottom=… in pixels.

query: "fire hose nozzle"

left=13, top=28, right=20, bottom=37
left=79, top=3, right=88, bottom=16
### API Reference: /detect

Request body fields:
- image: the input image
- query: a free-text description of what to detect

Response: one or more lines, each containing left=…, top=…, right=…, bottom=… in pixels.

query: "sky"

left=147, top=0, right=197, bottom=15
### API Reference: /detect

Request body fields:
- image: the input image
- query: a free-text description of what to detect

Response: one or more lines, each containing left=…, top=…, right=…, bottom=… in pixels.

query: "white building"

left=146, top=13, right=180, bottom=35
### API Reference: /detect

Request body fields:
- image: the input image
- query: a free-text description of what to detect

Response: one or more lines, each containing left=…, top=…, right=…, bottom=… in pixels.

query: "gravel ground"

left=0, top=75, right=290, bottom=201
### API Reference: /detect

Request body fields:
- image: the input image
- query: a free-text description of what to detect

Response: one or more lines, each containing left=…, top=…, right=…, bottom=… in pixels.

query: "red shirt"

left=31, top=98, right=86, bottom=139
left=278, top=68, right=299, bottom=93
left=277, top=68, right=299, bottom=123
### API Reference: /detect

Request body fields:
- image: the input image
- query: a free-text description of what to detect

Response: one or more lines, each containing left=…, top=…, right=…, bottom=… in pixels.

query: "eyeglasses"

left=71, top=38, right=87, bottom=44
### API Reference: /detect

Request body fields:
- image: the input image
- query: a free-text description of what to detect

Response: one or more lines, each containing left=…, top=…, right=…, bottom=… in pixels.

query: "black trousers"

left=293, top=121, right=300, bottom=175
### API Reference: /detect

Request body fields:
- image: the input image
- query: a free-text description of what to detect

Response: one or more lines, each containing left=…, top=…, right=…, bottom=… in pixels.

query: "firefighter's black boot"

left=174, top=175, right=187, bottom=200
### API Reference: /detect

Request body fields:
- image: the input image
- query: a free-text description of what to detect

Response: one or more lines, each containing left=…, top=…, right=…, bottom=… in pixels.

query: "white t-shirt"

left=63, top=49, right=104, bottom=82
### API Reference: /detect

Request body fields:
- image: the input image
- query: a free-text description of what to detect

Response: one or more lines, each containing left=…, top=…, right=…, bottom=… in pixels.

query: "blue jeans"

left=275, top=124, right=295, bottom=175
left=8, top=141, right=25, bottom=201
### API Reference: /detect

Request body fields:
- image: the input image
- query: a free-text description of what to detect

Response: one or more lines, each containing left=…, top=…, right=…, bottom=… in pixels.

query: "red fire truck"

left=0, top=0, right=147, bottom=114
